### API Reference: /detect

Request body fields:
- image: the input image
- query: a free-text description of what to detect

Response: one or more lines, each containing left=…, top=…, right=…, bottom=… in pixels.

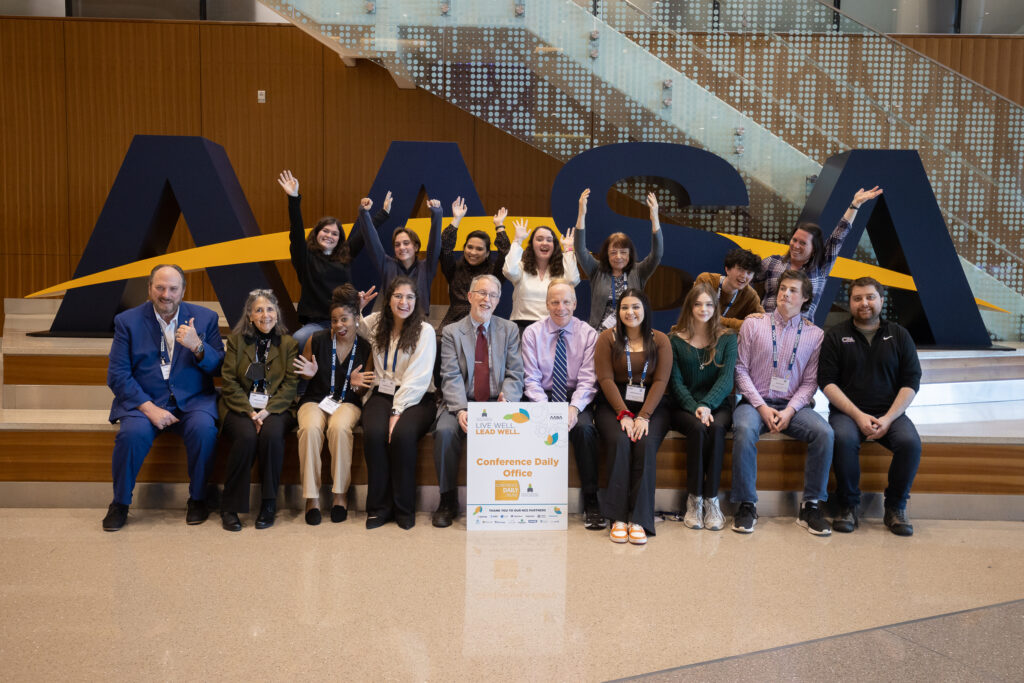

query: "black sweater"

left=288, top=194, right=387, bottom=324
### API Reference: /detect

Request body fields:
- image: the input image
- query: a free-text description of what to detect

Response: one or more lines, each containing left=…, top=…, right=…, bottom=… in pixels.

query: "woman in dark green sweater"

left=668, top=282, right=737, bottom=532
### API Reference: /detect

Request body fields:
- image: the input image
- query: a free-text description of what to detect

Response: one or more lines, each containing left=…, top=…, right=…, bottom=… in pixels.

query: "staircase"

left=261, top=0, right=1024, bottom=341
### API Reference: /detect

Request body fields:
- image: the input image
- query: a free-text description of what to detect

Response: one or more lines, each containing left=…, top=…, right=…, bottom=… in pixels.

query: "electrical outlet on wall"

left=257, top=90, right=266, bottom=103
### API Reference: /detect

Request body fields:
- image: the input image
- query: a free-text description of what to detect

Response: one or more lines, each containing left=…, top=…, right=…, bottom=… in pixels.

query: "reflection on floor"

left=1, top=508, right=1022, bottom=681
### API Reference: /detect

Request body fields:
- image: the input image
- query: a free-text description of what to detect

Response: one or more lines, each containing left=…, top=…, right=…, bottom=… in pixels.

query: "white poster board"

left=466, top=401, right=568, bottom=531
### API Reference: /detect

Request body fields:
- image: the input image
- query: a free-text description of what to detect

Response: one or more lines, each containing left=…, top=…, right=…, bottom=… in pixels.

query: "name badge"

left=248, top=392, right=269, bottom=410
left=601, top=314, right=616, bottom=330
left=625, top=384, right=646, bottom=402
left=378, top=377, right=397, bottom=396
left=160, top=363, right=171, bottom=380
left=318, top=396, right=341, bottom=415
left=769, top=375, right=790, bottom=393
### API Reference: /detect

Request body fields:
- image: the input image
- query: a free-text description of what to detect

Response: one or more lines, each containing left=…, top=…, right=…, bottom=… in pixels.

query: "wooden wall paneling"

left=199, top=23, right=324, bottom=307
left=894, top=35, right=1024, bottom=106
left=0, top=19, right=70, bottom=325
left=63, top=20, right=203, bottom=296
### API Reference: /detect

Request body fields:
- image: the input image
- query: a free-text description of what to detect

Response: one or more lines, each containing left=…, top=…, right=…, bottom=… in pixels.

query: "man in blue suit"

left=102, top=264, right=225, bottom=531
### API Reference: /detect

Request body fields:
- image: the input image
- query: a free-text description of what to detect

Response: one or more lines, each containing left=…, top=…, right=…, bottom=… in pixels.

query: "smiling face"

left=468, top=278, right=500, bottom=324
left=317, top=222, right=340, bottom=253
left=692, top=292, right=715, bottom=325
left=546, top=284, right=576, bottom=328
left=607, top=244, right=631, bottom=275
left=619, top=295, right=644, bottom=330
left=723, top=264, right=754, bottom=293
left=850, top=284, right=883, bottom=328
left=249, top=296, right=278, bottom=334
left=531, top=227, right=555, bottom=262
left=463, top=236, right=489, bottom=267
left=390, top=284, right=416, bottom=321
left=788, top=228, right=814, bottom=267
left=330, top=306, right=357, bottom=342
left=776, top=277, right=809, bottom=319
left=149, top=266, right=185, bottom=320
left=393, top=230, right=417, bottom=266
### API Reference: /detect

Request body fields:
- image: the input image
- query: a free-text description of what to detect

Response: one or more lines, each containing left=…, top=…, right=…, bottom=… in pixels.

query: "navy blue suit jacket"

left=107, top=301, right=225, bottom=423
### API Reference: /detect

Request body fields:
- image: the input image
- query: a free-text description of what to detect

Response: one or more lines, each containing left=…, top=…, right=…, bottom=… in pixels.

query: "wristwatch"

left=193, top=339, right=204, bottom=355
left=390, top=408, right=402, bottom=416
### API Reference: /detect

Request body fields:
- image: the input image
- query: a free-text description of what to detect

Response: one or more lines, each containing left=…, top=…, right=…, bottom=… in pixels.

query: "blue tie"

left=551, top=329, right=568, bottom=403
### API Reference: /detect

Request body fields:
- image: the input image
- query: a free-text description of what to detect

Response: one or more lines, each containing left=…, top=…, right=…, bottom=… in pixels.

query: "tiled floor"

left=1, top=508, right=1022, bottom=680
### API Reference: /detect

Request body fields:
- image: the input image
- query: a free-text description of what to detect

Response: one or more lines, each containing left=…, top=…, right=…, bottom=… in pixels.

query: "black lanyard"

left=771, top=316, right=804, bottom=376
left=330, top=337, right=359, bottom=401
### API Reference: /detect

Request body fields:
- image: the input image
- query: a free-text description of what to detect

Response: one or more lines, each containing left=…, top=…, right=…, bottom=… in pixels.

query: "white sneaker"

left=703, top=496, right=725, bottom=531
left=683, top=494, right=703, bottom=529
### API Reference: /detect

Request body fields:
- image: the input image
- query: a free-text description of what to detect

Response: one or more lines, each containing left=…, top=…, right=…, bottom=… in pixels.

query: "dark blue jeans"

left=829, top=411, right=921, bottom=510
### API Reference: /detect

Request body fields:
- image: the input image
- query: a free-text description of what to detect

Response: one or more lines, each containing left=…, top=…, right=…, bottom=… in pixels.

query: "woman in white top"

left=359, top=275, right=437, bottom=530
left=503, top=219, right=580, bottom=335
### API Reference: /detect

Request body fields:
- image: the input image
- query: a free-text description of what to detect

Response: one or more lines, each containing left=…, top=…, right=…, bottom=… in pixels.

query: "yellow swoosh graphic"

left=27, top=218, right=1008, bottom=314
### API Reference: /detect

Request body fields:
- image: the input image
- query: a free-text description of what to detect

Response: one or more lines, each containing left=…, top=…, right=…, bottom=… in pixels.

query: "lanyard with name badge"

left=718, top=277, right=739, bottom=317
left=624, top=341, right=649, bottom=403
left=602, top=274, right=626, bottom=330
left=248, top=341, right=272, bottom=410
left=378, top=339, right=400, bottom=396
left=159, top=335, right=172, bottom=380
left=770, top=316, right=804, bottom=393
left=319, top=337, right=358, bottom=415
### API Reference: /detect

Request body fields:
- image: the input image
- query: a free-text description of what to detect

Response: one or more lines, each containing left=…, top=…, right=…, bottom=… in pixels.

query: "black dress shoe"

left=254, top=500, right=276, bottom=529
left=221, top=511, right=242, bottom=532
left=366, top=513, right=393, bottom=530
left=330, top=505, right=348, bottom=523
left=431, top=505, right=453, bottom=528
left=185, top=498, right=209, bottom=525
left=102, top=502, right=129, bottom=532
left=396, top=515, right=415, bottom=530
left=305, top=508, right=322, bottom=526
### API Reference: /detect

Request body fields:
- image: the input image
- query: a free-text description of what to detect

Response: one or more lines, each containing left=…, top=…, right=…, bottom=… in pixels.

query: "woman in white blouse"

left=503, top=219, right=580, bottom=335
left=359, top=276, right=437, bottom=530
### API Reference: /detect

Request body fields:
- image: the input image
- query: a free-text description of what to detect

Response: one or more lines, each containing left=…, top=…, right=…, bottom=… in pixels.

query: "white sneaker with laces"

left=703, top=496, right=725, bottom=531
left=682, top=494, right=703, bottom=529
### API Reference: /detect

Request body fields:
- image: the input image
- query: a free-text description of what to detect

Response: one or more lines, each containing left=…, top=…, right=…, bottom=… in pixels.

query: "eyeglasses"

left=471, top=290, right=500, bottom=300
left=391, top=293, right=417, bottom=302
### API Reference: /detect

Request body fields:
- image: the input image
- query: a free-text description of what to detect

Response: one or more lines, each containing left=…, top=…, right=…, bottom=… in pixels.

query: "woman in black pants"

left=359, top=276, right=437, bottom=529
left=219, top=289, right=299, bottom=531
left=668, top=282, right=737, bottom=531
left=594, top=288, right=672, bottom=545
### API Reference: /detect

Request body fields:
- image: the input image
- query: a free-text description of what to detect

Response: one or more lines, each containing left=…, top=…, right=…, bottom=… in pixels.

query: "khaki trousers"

left=296, top=401, right=361, bottom=500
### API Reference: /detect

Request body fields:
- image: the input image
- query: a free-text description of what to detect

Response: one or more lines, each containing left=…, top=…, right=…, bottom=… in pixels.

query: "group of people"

left=101, top=176, right=922, bottom=545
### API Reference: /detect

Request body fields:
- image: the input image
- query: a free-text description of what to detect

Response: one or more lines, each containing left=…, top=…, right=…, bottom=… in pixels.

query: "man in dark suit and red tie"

left=102, top=264, right=225, bottom=531
left=434, top=274, right=524, bottom=528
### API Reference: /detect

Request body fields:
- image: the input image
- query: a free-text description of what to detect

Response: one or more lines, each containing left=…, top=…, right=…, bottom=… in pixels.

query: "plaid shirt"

left=757, top=218, right=852, bottom=319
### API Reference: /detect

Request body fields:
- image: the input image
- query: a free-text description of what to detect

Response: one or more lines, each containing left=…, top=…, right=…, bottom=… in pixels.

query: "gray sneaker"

left=732, top=502, right=757, bottom=533
left=796, top=501, right=832, bottom=536
left=682, top=494, right=703, bottom=529
left=703, top=496, right=725, bottom=531
left=832, top=505, right=859, bottom=533
left=884, top=507, right=914, bottom=536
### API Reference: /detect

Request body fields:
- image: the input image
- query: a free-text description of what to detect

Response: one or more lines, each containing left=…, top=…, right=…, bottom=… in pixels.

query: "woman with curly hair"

left=358, top=276, right=437, bottom=530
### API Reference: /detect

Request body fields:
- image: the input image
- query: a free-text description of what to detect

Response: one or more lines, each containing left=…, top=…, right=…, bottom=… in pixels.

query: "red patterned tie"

left=473, top=325, right=490, bottom=401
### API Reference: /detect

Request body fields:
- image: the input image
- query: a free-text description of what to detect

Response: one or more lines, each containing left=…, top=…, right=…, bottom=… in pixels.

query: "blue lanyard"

left=382, top=339, right=400, bottom=378
left=610, top=274, right=626, bottom=311
left=624, top=342, right=649, bottom=386
left=771, top=316, right=804, bottom=376
left=718, top=277, right=739, bottom=316
left=330, top=337, right=359, bottom=401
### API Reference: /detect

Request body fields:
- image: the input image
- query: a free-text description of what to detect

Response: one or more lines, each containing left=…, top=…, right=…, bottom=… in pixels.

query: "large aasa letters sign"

left=51, top=136, right=989, bottom=347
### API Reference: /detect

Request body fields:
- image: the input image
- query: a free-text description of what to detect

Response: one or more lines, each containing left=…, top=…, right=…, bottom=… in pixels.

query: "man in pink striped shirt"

left=730, top=270, right=834, bottom=536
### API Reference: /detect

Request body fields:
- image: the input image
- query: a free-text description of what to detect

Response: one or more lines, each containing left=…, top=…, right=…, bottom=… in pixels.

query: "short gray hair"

left=470, top=273, right=501, bottom=293
left=233, top=289, right=289, bottom=336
